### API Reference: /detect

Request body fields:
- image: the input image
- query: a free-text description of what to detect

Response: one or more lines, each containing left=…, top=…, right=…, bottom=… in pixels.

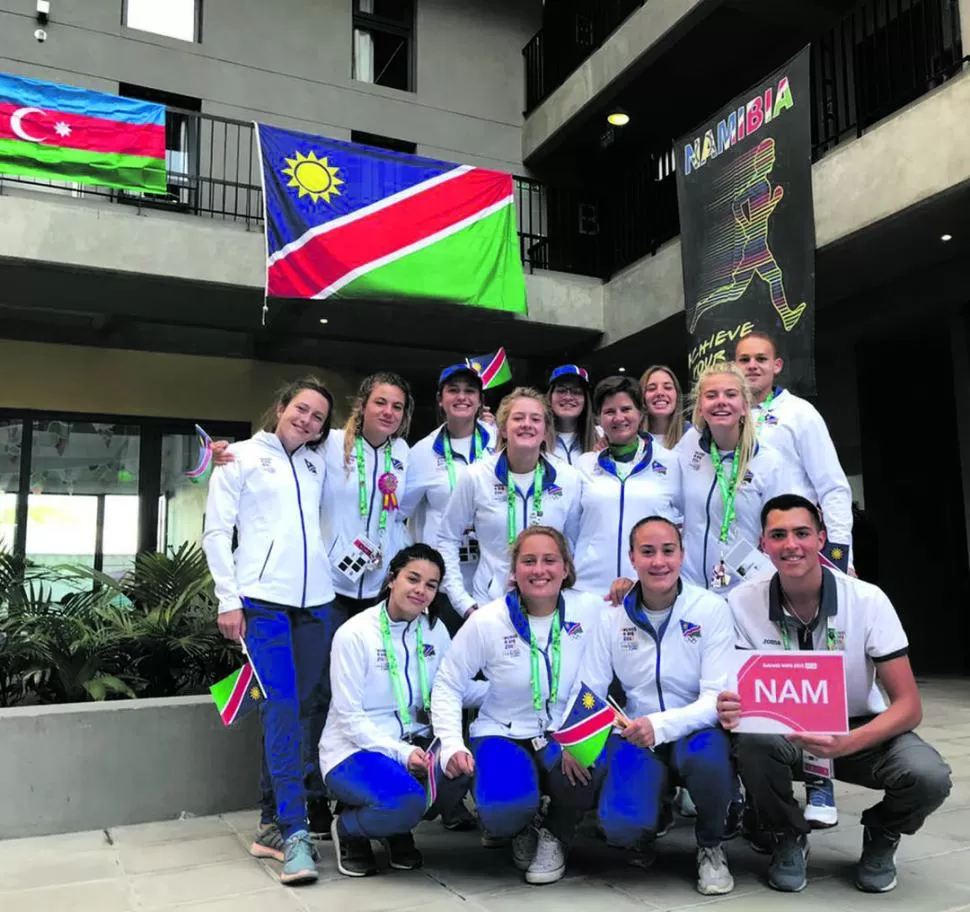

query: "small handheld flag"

left=551, top=681, right=617, bottom=768
left=185, top=424, right=213, bottom=485
left=210, top=659, right=264, bottom=727
left=465, top=348, right=512, bottom=390
left=424, top=736, right=442, bottom=809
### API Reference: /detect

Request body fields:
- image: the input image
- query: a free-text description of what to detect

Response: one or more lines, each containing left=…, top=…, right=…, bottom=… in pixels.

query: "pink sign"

left=732, top=651, right=848, bottom=735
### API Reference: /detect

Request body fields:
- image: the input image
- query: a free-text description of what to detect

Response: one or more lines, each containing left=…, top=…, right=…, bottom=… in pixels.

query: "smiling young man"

left=717, top=494, right=951, bottom=894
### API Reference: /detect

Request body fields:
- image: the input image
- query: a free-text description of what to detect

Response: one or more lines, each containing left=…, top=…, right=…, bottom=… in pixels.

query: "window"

left=353, top=0, right=415, bottom=92
left=350, top=130, right=417, bottom=155
left=119, top=84, right=202, bottom=209
left=0, top=412, right=249, bottom=589
left=123, top=0, right=201, bottom=43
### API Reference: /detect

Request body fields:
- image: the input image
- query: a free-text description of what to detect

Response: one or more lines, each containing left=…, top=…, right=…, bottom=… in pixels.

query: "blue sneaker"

left=280, top=829, right=318, bottom=885
left=804, top=778, right=838, bottom=829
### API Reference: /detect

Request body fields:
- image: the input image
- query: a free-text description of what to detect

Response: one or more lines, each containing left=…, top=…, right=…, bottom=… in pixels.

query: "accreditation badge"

left=722, top=535, right=774, bottom=583
left=802, top=751, right=834, bottom=779
left=335, top=534, right=381, bottom=583
left=458, top=528, right=480, bottom=564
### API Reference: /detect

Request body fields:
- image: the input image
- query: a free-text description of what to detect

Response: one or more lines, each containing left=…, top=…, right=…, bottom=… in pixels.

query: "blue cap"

left=549, top=364, right=590, bottom=388
left=438, top=364, right=483, bottom=388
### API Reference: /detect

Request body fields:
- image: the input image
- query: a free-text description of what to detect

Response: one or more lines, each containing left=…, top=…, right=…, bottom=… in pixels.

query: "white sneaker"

left=675, top=788, right=698, bottom=818
left=512, top=825, right=538, bottom=871
left=696, top=845, right=734, bottom=895
left=525, top=828, right=566, bottom=885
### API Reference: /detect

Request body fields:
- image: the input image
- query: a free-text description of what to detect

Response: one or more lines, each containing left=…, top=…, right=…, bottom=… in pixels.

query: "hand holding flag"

left=550, top=682, right=618, bottom=768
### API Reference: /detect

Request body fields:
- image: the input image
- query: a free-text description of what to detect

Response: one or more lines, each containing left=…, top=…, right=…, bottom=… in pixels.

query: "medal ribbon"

left=356, top=438, right=396, bottom=531
left=529, top=606, right=561, bottom=715
left=443, top=428, right=484, bottom=492
left=506, top=460, right=544, bottom=545
left=379, top=604, right=430, bottom=724
left=709, top=444, right=741, bottom=544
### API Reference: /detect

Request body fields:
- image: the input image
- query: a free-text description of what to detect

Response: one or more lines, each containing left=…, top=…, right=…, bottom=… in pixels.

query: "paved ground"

left=4, top=677, right=970, bottom=912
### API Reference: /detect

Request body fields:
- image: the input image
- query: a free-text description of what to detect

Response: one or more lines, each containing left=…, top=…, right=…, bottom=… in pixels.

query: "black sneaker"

left=656, top=800, right=675, bottom=838
left=768, top=832, right=809, bottom=892
left=331, top=816, right=377, bottom=877
left=382, top=832, right=423, bottom=870
left=441, top=801, right=477, bottom=832
left=740, top=802, right=772, bottom=854
left=308, top=798, right=333, bottom=840
left=855, top=825, right=899, bottom=893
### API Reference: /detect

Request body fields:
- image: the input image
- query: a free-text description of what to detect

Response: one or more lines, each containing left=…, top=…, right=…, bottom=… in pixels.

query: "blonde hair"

left=690, top=362, right=757, bottom=485
left=509, top=526, right=577, bottom=590
left=639, top=365, right=686, bottom=448
left=342, top=371, right=414, bottom=468
left=495, top=387, right=555, bottom=454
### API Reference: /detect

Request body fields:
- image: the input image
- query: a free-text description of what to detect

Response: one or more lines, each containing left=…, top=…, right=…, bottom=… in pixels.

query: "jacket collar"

left=506, top=589, right=567, bottom=643
left=768, top=568, right=838, bottom=625
left=698, top=426, right=760, bottom=458
left=494, top=451, right=559, bottom=492
left=596, top=432, right=654, bottom=477
left=622, top=579, right=684, bottom=633
left=431, top=421, right=492, bottom=460
left=254, top=430, right=305, bottom=457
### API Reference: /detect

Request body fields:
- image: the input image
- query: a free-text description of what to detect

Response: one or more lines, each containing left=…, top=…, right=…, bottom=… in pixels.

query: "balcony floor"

left=2, top=677, right=969, bottom=912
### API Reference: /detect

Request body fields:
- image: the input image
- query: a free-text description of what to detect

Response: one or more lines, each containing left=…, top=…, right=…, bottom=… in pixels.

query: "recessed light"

left=607, top=110, right=630, bottom=127
left=941, top=234, right=953, bottom=242
left=319, top=318, right=329, bottom=324
left=618, top=366, right=627, bottom=373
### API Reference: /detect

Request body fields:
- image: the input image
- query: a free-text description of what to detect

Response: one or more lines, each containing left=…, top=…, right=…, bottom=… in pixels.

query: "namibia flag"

left=210, top=660, right=265, bottom=728
left=551, top=682, right=616, bottom=767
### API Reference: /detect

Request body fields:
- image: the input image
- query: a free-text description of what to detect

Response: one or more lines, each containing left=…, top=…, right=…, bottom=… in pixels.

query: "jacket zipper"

left=701, top=472, right=716, bottom=590
left=359, top=441, right=382, bottom=600
left=285, top=451, right=308, bottom=608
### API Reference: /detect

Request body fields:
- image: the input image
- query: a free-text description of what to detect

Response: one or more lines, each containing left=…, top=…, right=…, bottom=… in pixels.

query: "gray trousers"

left=735, top=721, right=952, bottom=837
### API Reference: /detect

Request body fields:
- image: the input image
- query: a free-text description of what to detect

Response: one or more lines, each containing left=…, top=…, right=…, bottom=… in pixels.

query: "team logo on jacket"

left=564, top=621, right=583, bottom=638
left=502, top=634, right=521, bottom=657
left=494, top=483, right=507, bottom=498
left=259, top=457, right=276, bottom=473
left=762, top=413, right=779, bottom=426
left=690, top=451, right=704, bottom=470
left=422, top=643, right=436, bottom=658
left=680, top=620, right=702, bottom=642
left=376, top=648, right=389, bottom=671
left=651, top=460, right=667, bottom=476
left=742, top=470, right=754, bottom=484
left=546, top=484, right=563, bottom=497
left=303, top=458, right=318, bottom=475
left=392, top=458, right=404, bottom=471
left=620, top=626, right=638, bottom=650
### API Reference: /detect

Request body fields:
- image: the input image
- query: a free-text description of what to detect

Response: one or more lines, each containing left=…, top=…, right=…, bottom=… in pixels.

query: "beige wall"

left=0, top=340, right=361, bottom=426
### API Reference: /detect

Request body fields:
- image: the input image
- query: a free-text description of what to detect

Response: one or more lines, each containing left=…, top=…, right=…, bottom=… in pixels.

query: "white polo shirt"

left=727, top=569, right=909, bottom=717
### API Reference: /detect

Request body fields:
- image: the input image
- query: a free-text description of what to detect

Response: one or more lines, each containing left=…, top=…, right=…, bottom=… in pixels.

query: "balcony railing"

left=523, top=0, right=646, bottom=115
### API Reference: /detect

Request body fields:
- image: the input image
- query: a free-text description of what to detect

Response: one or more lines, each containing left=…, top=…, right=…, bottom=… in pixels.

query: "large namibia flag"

left=257, top=124, right=527, bottom=313
left=0, top=72, right=166, bottom=193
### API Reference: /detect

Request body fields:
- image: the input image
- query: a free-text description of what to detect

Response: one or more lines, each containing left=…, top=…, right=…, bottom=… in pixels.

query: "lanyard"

left=708, top=444, right=741, bottom=543
left=779, top=607, right=838, bottom=652
left=506, top=460, right=544, bottom=545
left=379, top=604, right=430, bottom=723
left=756, top=389, right=776, bottom=428
left=528, top=607, right=561, bottom=716
left=443, top=428, right=484, bottom=492
left=356, top=437, right=394, bottom=531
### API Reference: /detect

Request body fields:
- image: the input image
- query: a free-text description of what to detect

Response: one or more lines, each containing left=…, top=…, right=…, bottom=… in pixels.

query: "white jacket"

left=319, top=603, right=488, bottom=777
left=753, top=387, right=854, bottom=566
left=552, top=433, right=584, bottom=465
left=202, top=431, right=334, bottom=614
left=321, top=429, right=411, bottom=600
left=401, top=421, right=495, bottom=591
left=436, top=451, right=582, bottom=617
left=431, top=589, right=601, bottom=770
left=679, top=431, right=803, bottom=593
left=573, top=436, right=683, bottom=595
left=569, top=581, right=734, bottom=747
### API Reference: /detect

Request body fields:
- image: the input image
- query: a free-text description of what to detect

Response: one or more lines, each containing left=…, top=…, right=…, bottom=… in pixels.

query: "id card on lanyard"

left=379, top=605, right=431, bottom=736
left=527, top=606, right=561, bottom=749
left=356, top=438, right=398, bottom=568
left=781, top=612, right=840, bottom=779
left=506, top=461, right=545, bottom=545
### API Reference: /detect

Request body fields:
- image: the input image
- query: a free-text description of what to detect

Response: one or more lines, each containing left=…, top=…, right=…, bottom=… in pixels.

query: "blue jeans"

left=244, top=598, right=338, bottom=839
left=326, top=749, right=471, bottom=839
left=472, top=736, right=597, bottom=842
left=595, top=728, right=734, bottom=848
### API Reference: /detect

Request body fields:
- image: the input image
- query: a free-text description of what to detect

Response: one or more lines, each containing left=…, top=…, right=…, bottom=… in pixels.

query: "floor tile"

left=0, top=879, right=132, bottom=912
left=118, top=834, right=252, bottom=875
left=129, top=859, right=277, bottom=908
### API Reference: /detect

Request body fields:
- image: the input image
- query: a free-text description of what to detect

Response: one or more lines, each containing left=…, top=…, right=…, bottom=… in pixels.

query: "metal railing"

left=523, top=0, right=645, bottom=114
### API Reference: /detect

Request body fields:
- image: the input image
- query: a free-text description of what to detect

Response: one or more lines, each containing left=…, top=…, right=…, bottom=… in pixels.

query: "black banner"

left=676, top=47, right=816, bottom=393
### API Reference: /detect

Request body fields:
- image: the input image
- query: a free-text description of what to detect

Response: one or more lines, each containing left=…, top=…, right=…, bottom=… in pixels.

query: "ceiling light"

left=319, top=318, right=329, bottom=324
left=618, top=366, right=627, bottom=373
left=941, top=233, right=953, bottom=242
left=607, top=110, right=630, bottom=127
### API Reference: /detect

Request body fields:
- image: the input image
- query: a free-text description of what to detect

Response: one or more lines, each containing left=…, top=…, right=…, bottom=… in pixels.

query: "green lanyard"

left=378, top=604, right=430, bottom=723
left=756, top=389, right=776, bottom=428
left=356, top=437, right=394, bottom=531
left=506, top=460, right=544, bottom=545
left=443, top=428, right=484, bottom=492
left=529, top=607, right=561, bottom=714
left=708, top=444, right=741, bottom=543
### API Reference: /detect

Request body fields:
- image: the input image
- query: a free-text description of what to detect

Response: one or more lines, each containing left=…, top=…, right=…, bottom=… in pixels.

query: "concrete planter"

left=0, top=695, right=260, bottom=839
